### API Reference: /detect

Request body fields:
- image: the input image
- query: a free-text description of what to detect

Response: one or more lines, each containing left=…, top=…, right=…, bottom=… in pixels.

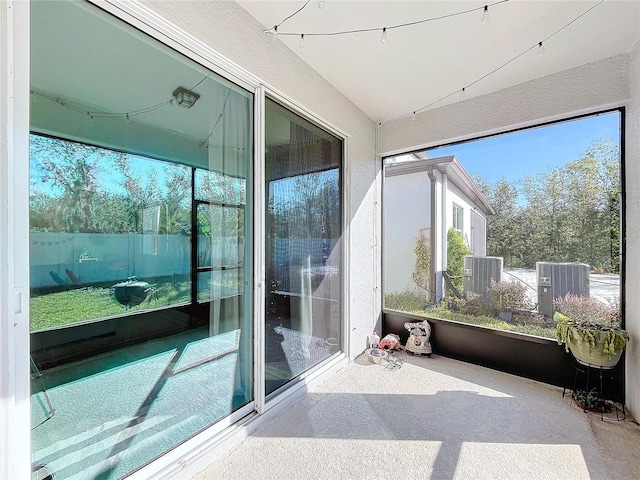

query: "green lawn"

left=30, top=281, right=191, bottom=331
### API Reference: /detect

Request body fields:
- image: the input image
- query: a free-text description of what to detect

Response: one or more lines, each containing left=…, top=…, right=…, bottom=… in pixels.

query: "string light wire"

left=381, top=0, right=605, bottom=125
left=199, top=88, right=233, bottom=147
left=272, top=0, right=311, bottom=30
left=31, top=75, right=209, bottom=120
left=266, top=0, right=509, bottom=37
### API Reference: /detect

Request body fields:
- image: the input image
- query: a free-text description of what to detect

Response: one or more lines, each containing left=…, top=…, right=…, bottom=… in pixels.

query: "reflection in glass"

left=265, top=99, right=342, bottom=394
left=29, top=1, right=253, bottom=477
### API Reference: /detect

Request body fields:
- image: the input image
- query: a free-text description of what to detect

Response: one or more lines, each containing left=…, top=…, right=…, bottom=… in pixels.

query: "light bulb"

left=272, top=25, right=278, bottom=42
left=381, top=27, right=387, bottom=44
left=482, top=5, right=489, bottom=24
left=538, top=42, right=545, bottom=56
left=125, top=113, right=131, bottom=124
left=318, top=0, right=325, bottom=9
left=461, top=88, right=466, bottom=99
left=299, top=34, right=305, bottom=49
left=412, top=112, right=416, bottom=121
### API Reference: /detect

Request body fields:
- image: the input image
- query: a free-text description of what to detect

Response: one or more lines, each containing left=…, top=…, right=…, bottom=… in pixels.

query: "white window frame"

left=453, top=202, right=464, bottom=234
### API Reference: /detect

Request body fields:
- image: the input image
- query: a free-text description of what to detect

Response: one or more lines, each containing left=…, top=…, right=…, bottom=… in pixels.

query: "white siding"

left=383, top=171, right=431, bottom=295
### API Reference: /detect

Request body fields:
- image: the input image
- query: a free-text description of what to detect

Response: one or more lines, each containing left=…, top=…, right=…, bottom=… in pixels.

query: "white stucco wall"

left=383, top=171, right=431, bottom=295
left=379, top=54, right=631, bottom=156
left=378, top=51, right=640, bottom=419
left=140, top=1, right=378, bottom=355
left=625, top=39, right=640, bottom=422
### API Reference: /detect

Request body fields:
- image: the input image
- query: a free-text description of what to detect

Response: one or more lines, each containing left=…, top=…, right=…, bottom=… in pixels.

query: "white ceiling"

left=237, top=0, right=640, bottom=123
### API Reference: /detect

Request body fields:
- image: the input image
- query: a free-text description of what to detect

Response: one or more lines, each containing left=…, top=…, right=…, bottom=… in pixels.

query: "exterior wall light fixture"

left=172, top=86, right=200, bottom=108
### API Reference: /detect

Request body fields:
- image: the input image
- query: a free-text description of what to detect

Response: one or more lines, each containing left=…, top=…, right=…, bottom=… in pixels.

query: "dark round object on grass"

left=112, top=281, right=150, bottom=307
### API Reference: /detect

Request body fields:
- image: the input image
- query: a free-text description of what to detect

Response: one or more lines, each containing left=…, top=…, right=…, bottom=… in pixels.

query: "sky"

left=422, top=111, right=621, bottom=185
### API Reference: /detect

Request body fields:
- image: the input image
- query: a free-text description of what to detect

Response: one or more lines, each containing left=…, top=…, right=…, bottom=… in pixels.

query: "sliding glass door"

left=264, top=99, right=343, bottom=394
left=29, top=2, right=253, bottom=478
left=28, top=2, right=345, bottom=477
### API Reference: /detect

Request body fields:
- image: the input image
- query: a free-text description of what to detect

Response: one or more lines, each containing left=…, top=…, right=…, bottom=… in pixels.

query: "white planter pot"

left=568, top=328, right=624, bottom=368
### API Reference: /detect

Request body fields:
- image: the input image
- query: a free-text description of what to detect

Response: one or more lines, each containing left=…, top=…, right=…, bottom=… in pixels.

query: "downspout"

left=441, top=173, right=448, bottom=302
left=427, top=170, right=437, bottom=303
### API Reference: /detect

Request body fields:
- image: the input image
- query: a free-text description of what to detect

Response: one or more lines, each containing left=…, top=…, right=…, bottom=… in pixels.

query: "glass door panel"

left=29, top=2, right=253, bottom=477
left=264, top=99, right=343, bottom=395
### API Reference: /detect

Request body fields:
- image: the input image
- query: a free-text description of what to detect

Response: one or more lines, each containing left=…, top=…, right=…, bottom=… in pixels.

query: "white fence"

left=30, top=232, right=190, bottom=288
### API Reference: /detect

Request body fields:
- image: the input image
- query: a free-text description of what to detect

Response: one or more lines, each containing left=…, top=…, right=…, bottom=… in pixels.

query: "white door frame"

left=0, top=1, right=32, bottom=478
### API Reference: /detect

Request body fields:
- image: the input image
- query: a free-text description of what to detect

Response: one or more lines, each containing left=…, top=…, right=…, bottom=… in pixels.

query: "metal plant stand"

left=563, top=357, right=625, bottom=421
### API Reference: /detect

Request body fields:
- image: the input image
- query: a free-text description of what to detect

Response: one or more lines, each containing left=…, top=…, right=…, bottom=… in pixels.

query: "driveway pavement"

left=503, top=268, right=620, bottom=306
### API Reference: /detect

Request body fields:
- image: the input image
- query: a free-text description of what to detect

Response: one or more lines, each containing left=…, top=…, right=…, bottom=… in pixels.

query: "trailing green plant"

left=487, top=279, right=532, bottom=312
left=554, top=293, right=626, bottom=360
left=446, top=228, right=471, bottom=293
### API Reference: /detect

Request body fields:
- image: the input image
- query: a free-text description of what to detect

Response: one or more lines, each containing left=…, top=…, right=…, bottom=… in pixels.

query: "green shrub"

left=458, top=292, right=495, bottom=317
left=428, top=303, right=556, bottom=339
left=488, top=279, right=532, bottom=312
left=384, top=291, right=425, bottom=313
left=446, top=228, right=471, bottom=293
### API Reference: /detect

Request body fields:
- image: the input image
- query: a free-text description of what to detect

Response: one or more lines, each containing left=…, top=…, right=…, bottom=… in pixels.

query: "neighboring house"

left=384, top=154, right=493, bottom=301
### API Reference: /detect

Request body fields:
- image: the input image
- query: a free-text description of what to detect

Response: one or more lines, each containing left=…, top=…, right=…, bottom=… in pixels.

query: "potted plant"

left=571, top=388, right=609, bottom=412
left=488, top=279, right=533, bottom=322
left=554, top=293, right=627, bottom=367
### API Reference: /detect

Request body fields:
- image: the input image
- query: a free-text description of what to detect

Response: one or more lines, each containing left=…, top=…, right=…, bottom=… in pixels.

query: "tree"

left=30, top=134, right=104, bottom=232
left=114, top=155, right=161, bottom=233
left=472, top=138, right=620, bottom=272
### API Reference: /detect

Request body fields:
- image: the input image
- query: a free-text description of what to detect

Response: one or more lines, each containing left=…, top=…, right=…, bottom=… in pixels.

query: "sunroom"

left=1, top=1, right=639, bottom=479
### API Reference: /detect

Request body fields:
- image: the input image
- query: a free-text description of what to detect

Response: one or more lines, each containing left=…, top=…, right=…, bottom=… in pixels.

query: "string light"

left=265, top=0, right=509, bottom=39
left=538, top=41, right=546, bottom=55
left=412, top=111, right=416, bottom=121
left=272, top=25, right=278, bottom=42
left=460, top=88, right=466, bottom=99
left=381, top=27, right=387, bottom=44
left=299, top=33, right=305, bottom=49
left=317, top=0, right=325, bottom=9
left=482, top=5, right=489, bottom=24
left=381, top=0, right=605, bottom=125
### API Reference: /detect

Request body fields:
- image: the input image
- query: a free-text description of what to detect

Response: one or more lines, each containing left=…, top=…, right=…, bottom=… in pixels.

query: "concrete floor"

left=193, top=352, right=640, bottom=480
